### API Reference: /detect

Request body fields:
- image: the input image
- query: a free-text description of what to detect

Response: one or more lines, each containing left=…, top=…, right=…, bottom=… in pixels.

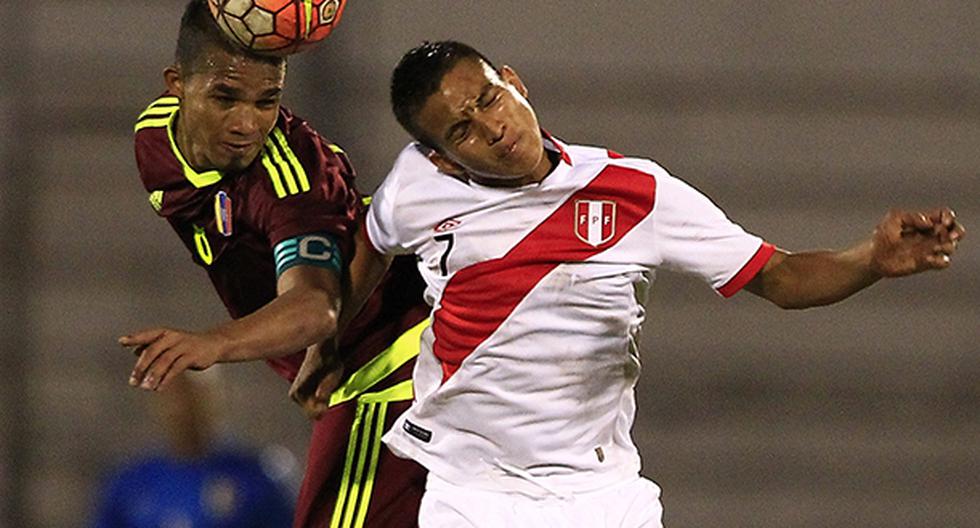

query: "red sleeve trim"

left=717, top=242, right=775, bottom=298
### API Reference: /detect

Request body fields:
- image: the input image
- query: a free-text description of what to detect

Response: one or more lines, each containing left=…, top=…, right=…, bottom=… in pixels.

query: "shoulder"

left=245, top=107, right=357, bottom=205
left=373, top=143, right=447, bottom=211
left=133, top=94, right=183, bottom=191
left=276, top=107, right=353, bottom=177
left=387, top=142, right=440, bottom=187
left=563, top=140, right=672, bottom=189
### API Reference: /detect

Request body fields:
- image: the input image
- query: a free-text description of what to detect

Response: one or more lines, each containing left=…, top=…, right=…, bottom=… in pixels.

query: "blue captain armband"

left=274, top=232, right=343, bottom=278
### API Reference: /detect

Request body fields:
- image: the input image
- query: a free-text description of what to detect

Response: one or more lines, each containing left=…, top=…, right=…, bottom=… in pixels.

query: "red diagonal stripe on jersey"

left=432, top=166, right=657, bottom=382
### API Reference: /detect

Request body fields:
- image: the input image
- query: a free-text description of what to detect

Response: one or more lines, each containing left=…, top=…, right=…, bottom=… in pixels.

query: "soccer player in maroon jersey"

left=120, top=2, right=426, bottom=526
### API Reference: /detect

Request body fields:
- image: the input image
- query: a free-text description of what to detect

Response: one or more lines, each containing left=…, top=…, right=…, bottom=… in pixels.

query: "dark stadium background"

left=1, top=1, right=977, bottom=526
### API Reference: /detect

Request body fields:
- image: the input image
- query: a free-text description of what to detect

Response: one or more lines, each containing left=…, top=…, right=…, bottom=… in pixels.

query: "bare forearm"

left=750, top=242, right=881, bottom=309
left=211, top=286, right=339, bottom=362
left=749, top=208, right=965, bottom=309
left=337, top=228, right=393, bottom=335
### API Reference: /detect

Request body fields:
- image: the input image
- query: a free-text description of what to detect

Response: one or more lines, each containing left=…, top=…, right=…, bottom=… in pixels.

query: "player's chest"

left=413, top=181, right=635, bottom=280
left=173, top=189, right=267, bottom=268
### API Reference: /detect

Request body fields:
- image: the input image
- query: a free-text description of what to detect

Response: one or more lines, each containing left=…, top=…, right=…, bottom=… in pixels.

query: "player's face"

left=416, top=59, right=551, bottom=187
left=165, top=47, right=285, bottom=173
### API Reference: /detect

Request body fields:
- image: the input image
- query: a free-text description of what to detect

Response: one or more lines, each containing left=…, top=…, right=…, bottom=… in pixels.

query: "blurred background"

left=1, top=1, right=977, bottom=526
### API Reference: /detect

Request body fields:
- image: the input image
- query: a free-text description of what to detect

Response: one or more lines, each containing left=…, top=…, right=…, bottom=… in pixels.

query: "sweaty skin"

left=166, top=49, right=285, bottom=173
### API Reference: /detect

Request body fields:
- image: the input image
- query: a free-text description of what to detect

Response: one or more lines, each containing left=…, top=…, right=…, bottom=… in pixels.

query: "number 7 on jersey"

left=434, top=233, right=454, bottom=276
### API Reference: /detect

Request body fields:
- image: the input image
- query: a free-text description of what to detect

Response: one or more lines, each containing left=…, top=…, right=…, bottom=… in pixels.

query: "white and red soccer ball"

left=207, top=0, right=347, bottom=56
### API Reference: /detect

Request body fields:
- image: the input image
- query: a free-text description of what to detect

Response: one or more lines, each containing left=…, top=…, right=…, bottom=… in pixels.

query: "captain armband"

left=273, top=232, right=343, bottom=278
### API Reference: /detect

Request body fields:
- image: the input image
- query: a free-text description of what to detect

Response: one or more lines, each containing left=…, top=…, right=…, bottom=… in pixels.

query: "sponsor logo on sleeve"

left=403, top=419, right=432, bottom=443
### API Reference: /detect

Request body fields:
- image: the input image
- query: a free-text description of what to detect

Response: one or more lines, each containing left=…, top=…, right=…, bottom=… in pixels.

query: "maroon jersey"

left=134, top=95, right=429, bottom=527
left=137, top=93, right=360, bottom=379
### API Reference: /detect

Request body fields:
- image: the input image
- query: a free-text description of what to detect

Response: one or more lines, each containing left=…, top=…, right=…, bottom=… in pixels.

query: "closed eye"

left=448, top=121, right=471, bottom=144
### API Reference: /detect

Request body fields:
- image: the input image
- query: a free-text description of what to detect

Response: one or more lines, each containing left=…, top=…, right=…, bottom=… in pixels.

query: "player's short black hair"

left=175, top=0, right=283, bottom=76
left=390, top=41, right=497, bottom=150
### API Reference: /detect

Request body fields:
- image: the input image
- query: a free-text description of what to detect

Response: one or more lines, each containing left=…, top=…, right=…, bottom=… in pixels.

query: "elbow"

left=769, top=297, right=813, bottom=310
left=761, top=284, right=817, bottom=310
left=766, top=289, right=838, bottom=310
left=299, top=288, right=340, bottom=343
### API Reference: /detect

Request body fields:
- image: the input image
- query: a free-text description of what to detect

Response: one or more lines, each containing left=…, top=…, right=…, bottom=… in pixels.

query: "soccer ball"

left=207, top=0, right=347, bottom=56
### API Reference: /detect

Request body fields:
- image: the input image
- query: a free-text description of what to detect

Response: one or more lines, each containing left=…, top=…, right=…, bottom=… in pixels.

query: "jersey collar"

left=541, top=129, right=572, bottom=166
left=166, top=110, right=223, bottom=188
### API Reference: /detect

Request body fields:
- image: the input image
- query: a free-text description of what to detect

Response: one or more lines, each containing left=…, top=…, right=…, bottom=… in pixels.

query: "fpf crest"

left=574, top=200, right=616, bottom=247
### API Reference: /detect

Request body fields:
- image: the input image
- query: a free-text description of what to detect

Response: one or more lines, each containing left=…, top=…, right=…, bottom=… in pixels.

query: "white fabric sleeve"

left=364, top=144, right=429, bottom=256
left=364, top=175, right=409, bottom=256
left=651, top=172, right=773, bottom=297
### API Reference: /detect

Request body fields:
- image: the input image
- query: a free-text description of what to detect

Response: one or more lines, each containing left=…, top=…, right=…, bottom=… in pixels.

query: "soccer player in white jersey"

left=304, top=41, right=965, bottom=527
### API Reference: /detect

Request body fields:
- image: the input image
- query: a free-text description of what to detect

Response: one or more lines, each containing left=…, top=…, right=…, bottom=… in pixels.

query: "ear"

left=426, top=149, right=467, bottom=178
left=163, top=66, right=184, bottom=98
left=499, top=65, right=528, bottom=99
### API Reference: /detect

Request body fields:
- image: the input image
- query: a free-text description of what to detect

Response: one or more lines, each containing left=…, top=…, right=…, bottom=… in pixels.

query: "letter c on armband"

left=274, top=232, right=343, bottom=277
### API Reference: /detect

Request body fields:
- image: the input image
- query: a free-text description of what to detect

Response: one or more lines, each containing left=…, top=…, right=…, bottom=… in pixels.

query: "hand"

left=870, top=207, right=966, bottom=277
left=289, top=343, right=344, bottom=420
left=119, top=327, right=229, bottom=391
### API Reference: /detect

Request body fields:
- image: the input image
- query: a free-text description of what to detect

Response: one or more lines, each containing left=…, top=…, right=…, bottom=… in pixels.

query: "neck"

left=469, top=148, right=559, bottom=188
left=172, top=112, right=207, bottom=172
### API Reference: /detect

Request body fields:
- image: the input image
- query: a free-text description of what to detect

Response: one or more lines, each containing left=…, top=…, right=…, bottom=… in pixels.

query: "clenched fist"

left=870, top=207, right=965, bottom=277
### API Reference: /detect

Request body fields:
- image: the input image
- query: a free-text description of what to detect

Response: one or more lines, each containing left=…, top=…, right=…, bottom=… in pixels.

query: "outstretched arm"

left=289, top=221, right=393, bottom=418
left=745, top=207, right=965, bottom=309
left=121, top=265, right=341, bottom=391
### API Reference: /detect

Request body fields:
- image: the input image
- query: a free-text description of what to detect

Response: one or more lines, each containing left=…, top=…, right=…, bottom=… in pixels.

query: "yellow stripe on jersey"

left=329, top=319, right=426, bottom=406
left=134, top=116, right=173, bottom=132
left=258, top=127, right=312, bottom=199
left=327, top=143, right=345, bottom=155
left=134, top=96, right=179, bottom=131
left=139, top=95, right=179, bottom=114
left=149, top=190, right=164, bottom=212
left=263, top=136, right=299, bottom=194
left=330, top=381, right=413, bottom=528
left=327, top=320, right=422, bottom=528
left=136, top=95, right=221, bottom=188
left=271, top=128, right=310, bottom=192
left=165, top=114, right=222, bottom=188
left=261, top=149, right=287, bottom=198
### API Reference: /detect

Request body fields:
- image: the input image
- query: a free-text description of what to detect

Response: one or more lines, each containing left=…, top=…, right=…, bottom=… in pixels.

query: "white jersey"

left=366, top=135, right=773, bottom=495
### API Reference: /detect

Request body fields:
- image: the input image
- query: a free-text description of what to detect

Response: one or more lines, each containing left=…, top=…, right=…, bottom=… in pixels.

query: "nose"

left=227, top=106, right=260, bottom=138
left=474, top=112, right=505, bottom=145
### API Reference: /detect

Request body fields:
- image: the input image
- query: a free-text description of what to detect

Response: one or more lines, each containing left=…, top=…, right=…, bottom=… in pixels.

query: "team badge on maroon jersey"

left=214, top=191, right=233, bottom=237
left=575, top=200, right=616, bottom=247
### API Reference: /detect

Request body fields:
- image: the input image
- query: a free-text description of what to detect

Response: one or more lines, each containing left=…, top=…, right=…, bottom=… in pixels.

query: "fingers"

left=938, top=208, right=956, bottom=230
left=289, top=384, right=330, bottom=420
left=128, top=331, right=178, bottom=388
left=289, top=363, right=342, bottom=421
left=127, top=331, right=199, bottom=391
left=156, top=355, right=196, bottom=391
left=118, top=328, right=166, bottom=348
left=924, top=252, right=952, bottom=270
left=303, top=399, right=332, bottom=420
left=314, top=364, right=344, bottom=400
left=894, top=209, right=934, bottom=235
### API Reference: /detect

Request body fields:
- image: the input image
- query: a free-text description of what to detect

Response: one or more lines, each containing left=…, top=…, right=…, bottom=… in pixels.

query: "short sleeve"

left=364, top=144, right=427, bottom=256
left=253, top=127, right=360, bottom=261
left=652, top=172, right=774, bottom=297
